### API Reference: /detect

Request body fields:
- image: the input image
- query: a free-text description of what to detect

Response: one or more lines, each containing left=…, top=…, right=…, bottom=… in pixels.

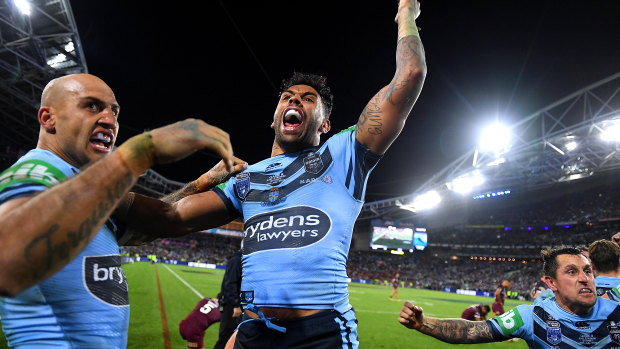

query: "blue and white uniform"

left=596, top=276, right=620, bottom=297
left=488, top=297, right=620, bottom=348
left=215, top=127, right=381, bottom=346
left=0, top=149, right=130, bottom=348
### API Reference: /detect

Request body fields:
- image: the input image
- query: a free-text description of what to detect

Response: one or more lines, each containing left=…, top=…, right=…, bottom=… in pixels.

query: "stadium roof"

left=360, top=72, right=620, bottom=221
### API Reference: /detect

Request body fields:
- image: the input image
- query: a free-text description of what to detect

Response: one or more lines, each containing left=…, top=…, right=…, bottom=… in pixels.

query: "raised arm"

left=0, top=119, right=233, bottom=297
left=355, top=0, right=426, bottom=155
left=398, top=301, right=496, bottom=344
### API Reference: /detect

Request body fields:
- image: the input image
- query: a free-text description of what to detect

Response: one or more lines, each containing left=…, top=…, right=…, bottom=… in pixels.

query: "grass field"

left=1, top=262, right=530, bottom=348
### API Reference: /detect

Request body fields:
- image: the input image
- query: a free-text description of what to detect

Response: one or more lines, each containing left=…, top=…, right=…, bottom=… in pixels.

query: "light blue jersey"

left=488, top=297, right=620, bottom=348
left=0, top=149, right=130, bottom=348
left=596, top=276, right=620, bottom=297
left=215, top=127, right=381, bottom=310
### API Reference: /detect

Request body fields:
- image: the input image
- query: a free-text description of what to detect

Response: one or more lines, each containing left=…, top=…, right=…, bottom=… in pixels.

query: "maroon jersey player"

left=179, top=298, right=221, bottom=349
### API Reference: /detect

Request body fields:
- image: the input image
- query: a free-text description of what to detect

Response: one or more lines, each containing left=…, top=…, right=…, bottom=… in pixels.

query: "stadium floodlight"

left=446, top=171, right=484, bottom=194
left=479, top=123, right=511, bottom=156
left=47, top=42, right=76, bottom=68
left=412, top=190, right=441, bottom=211
left=14, top=0, right=31, bottom=15
left=601, top=120, right=620, bottom=142
left=564, top=141, right=577, bottom=152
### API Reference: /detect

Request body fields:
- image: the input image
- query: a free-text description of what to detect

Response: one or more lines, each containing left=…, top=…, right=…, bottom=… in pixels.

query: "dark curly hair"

left=280, top=72, right=334, bottom=118
left=541, top=246, right=585, bottom=278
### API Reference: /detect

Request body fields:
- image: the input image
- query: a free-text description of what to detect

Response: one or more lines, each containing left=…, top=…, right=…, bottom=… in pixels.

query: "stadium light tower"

left=13, top=0, right=31, bottom=15
left=446, top=170, right=484, bottom=194
left=601, top=119, right=620, bottom=142
left=412, top=190, right=441, bottom=211
left=479, top=122, right=512, bottom=156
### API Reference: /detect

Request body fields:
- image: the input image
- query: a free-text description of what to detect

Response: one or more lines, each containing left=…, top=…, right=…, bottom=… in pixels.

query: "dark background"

left=69, top=0, right=620, bottom=202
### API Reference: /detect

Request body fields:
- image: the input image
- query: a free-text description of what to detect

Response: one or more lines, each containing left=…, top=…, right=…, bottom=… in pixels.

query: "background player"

left=398, top=246, right=620, bottom=346
left=460, top=304, right=490, bottom=321
left=180, top=297, right=222, bottom=349
left=389, top=272, right=401, bottom=301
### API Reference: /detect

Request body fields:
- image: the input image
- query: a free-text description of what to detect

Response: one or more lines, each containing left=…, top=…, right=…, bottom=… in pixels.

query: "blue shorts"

left=233, top=307, right=359, bottom=349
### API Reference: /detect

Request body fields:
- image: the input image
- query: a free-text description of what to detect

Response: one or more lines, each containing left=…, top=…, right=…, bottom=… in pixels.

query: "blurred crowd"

left=119, top=178, right=620, bottom=301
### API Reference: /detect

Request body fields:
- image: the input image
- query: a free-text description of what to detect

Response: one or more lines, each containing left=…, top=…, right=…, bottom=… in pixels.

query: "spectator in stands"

left=179, top=297, right=221, bottom=349
left=460, top=304, right=490, bottom=321
left=214, top=246, right=243, bottom=349
left=0, top=73, right=245, bottom=348
left=588, top=239, right=620, bottom=300
left=492, top=280, right=510, bottom=317
left=612, top=232, right=620, bottom=246
left=398, top=246, right=620, bottom=346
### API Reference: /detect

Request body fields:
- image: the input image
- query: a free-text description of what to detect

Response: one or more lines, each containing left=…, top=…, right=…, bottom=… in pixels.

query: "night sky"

left=69, top=0, right=620, bottom=202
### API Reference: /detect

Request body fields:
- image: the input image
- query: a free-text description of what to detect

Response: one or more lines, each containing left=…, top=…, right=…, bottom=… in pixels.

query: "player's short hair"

left=482, top=305, right=491, bottom=312
left=541, top=246, right=584, bottom=278
left=588, top=239, right=620, bottom=273
left=280, top=72, right=334, bottom=118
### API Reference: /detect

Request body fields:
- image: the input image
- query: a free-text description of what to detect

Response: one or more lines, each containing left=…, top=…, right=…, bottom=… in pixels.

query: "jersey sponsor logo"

left=243, top=205, right=332, bottom=254
left=609, top=321, right=620, bottom=345
left=84, top=255, right=129, bottom=306
left=265, top=162, right=282, bottom=172
left=299, top=175, right=333, bottom=185
left=575, top=321, right=590, bottom=329
left=266, top=173, right=286, bottom=185
left=235, top=173, right=251, bottom=200
left=496, top=308, right=524, bottom=337
left=303, top=152, right=323, bottom=174
left=0, top=160, right=66, bottom=191
left=546, top=320, right=562, bottom=345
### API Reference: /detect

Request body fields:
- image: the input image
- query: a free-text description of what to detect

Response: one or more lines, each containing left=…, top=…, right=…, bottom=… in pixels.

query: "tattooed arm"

left=355, top=0, right=426, bottom=155
left=0, top=119, right=234, bottom=297
left=112, top=156, right=246, bottom=245
left=398, top=301, right=497, bottom=344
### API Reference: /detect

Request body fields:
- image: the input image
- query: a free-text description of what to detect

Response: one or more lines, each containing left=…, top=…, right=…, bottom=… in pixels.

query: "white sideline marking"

left=163, top=264, right=204, bottom=299
left=354, top=309, right=437, bottom=316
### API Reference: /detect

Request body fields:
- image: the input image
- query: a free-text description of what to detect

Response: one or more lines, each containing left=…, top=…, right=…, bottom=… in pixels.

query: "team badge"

left=303, top=152, right=323, bottom=174
left=267, top=187, right=280, bottom=203
left=546, top=320, right=562, bottom=345
left=240, top=291, right=254, bottom=303
left=235, top=173, right=250, bottom=200
left=322, top=176, right=333, bottom=184
left=609, top=322, right=620, bottom=345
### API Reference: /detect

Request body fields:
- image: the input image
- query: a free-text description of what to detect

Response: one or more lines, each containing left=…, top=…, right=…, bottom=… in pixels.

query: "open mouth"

left=89, top=130, right=114, bottom=151
left=282, top=107, right=304, bottom=130
left=578, top=288, right=593, bottom=295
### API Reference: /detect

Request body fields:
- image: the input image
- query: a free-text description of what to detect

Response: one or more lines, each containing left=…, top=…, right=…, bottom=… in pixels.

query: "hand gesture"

left=148, top=118, right=235, bottom=170
left=398, top=301, right=424, bottom=330
left=194, top=156, right=248, bottom=192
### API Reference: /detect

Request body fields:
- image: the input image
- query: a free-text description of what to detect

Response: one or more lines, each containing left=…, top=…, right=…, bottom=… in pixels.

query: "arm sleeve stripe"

left=213, top=186, right=242, bottom=221
left=486, top=320, right=508, bottom=341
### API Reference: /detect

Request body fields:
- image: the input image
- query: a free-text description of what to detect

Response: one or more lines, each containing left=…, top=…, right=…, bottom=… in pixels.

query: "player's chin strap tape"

left=235, top=303, right=287, bottom=333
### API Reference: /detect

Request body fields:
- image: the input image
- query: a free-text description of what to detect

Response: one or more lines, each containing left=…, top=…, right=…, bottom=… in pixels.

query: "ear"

left=38, top=106, right=56, bottom=134
left=320, top=118, right=331, bottom=134
left=542, top=276, right=558, bottom=291
left=270, top=121, right=275, bottom=129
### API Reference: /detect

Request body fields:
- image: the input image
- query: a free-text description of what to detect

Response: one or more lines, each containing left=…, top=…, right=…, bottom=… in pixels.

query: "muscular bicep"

left=355, top=35, right=425, bottom=155
left=173, top=190, right=235, bottom=232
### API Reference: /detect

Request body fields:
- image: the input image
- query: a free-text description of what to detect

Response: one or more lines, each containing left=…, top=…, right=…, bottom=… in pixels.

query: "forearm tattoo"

left=419, top=318, right=495, bottom=344
left=357, top=35, right=424, bottom=137
left=24, top=172, right=134, bottom=280
left=161, top=181, right=199, bottom=204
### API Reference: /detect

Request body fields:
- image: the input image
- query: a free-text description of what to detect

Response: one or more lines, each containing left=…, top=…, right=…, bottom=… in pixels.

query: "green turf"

left=0, top=262, right=530, bottom=348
